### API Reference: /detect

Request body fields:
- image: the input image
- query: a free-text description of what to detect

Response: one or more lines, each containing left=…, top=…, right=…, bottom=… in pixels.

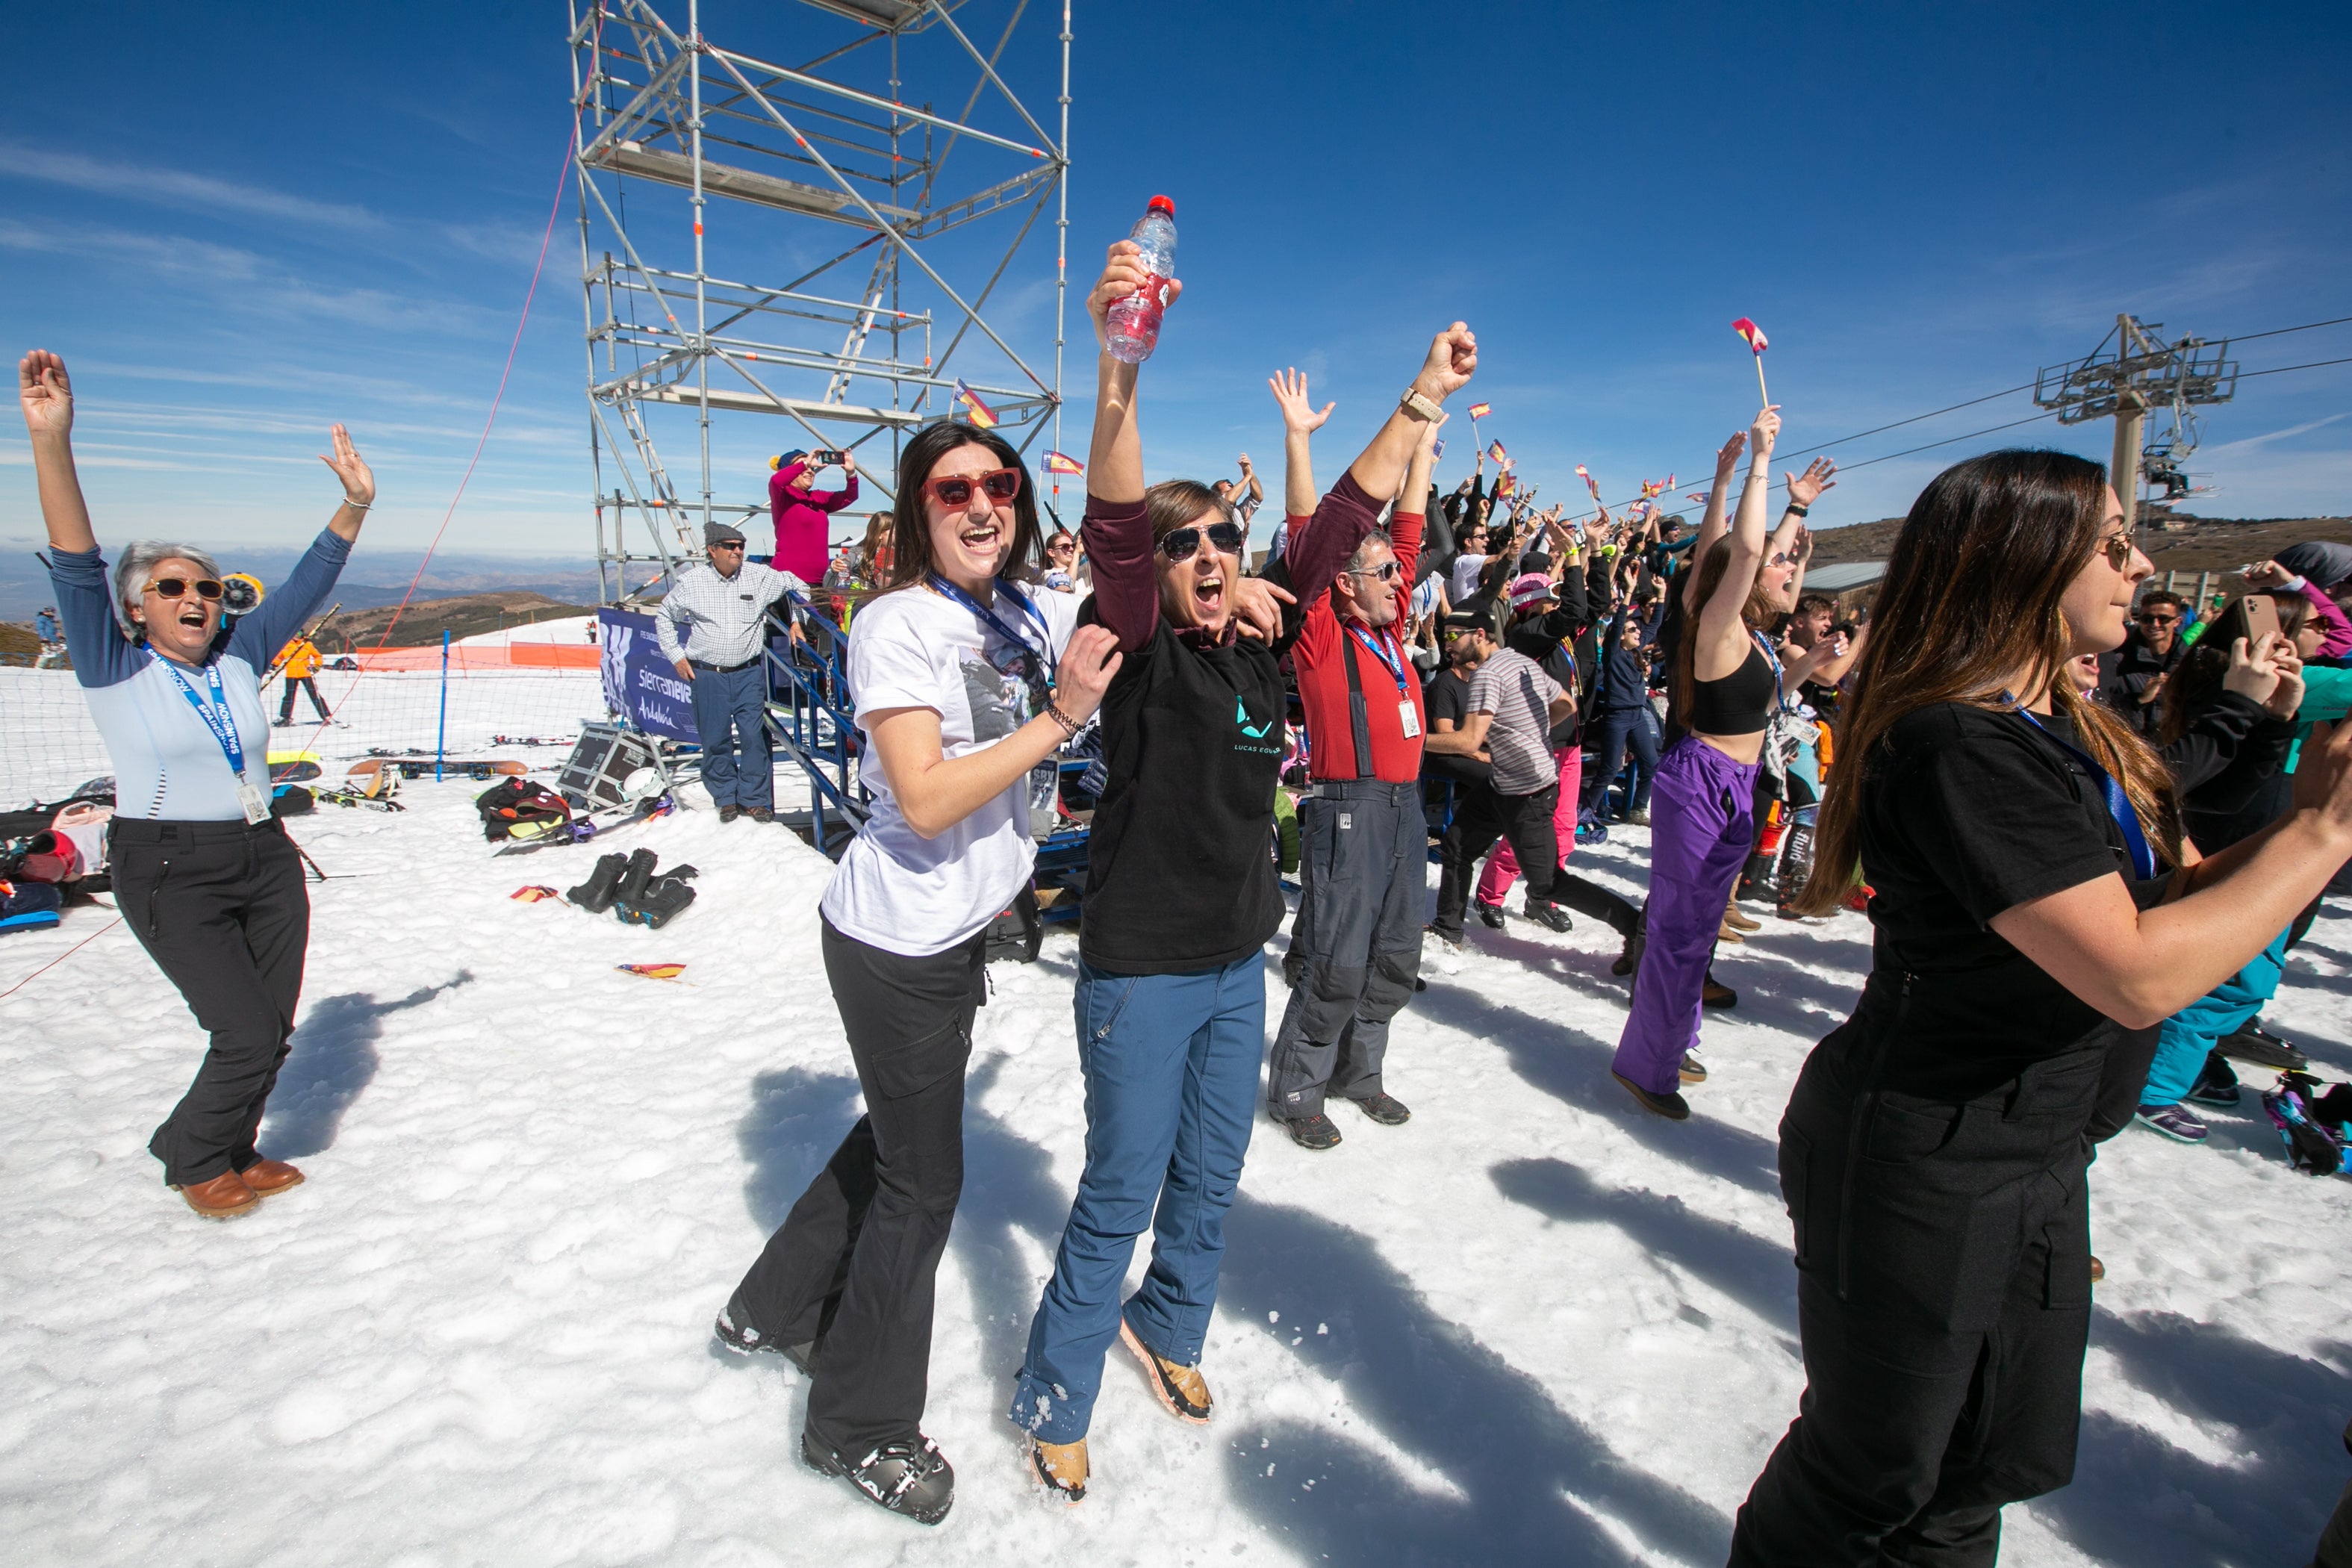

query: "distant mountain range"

left=0, top=542, right=608, bottom=622
left=1805, top=512, right=2352, bottom=576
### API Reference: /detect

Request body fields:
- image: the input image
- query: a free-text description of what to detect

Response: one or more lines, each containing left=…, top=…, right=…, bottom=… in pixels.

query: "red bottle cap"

left=1148, top=195, right=1174, bottom=216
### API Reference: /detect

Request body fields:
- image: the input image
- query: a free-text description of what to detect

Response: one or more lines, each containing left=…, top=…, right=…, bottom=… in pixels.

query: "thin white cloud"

left=0, top=142, right=384, bottom=231
left=2197, top=410, right=2352, bottom=457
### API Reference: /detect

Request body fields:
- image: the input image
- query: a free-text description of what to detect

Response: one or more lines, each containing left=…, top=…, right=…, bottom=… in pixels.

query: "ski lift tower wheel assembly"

left=2034, top=313, right=2238, bottom=532
left=568, top=0, right=1074, bottom=602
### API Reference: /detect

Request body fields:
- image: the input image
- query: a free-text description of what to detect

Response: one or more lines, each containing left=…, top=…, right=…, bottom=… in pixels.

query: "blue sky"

left=4, top=0, right=2348, bottom=569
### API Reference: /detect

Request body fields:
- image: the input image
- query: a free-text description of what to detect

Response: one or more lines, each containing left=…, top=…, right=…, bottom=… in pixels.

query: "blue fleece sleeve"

left=46, top=547, right=145, bottom=688
left=232, top=529, right=352, bottom=667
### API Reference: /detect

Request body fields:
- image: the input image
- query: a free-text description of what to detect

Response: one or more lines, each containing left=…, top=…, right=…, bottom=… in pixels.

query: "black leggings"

left=730, top=918, right=984, bottom=1456
left=111, top=818, right=310, bottom=1187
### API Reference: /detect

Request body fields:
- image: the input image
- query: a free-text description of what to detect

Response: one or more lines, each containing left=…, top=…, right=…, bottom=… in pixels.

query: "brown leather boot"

left=240, top=1158, right=306, bottom=1196
left=173, top=1169, right=260, bottom=1221
left=1029, top=1437, right=1088, bottom=1502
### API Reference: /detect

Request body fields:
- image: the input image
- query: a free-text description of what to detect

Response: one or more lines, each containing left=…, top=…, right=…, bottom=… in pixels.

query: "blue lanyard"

left=1347, top=623, right=1410, bottom=695
left=153, top=653, right=248, bottom=779
left=928, top=574, right=1054, bottom=663
left=2013, top=705, right=2158, bottom=880
left=1752, top=629, right=1791, bottom=712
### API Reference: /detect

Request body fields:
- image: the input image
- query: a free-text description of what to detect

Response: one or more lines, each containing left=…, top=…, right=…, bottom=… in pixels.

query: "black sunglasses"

left=1157, top=520, right=1246, bottom=562
left=144, top=577, right=225, bottom=601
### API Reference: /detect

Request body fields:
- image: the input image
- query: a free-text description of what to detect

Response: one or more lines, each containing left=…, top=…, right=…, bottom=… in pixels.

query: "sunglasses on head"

left=1157, top=520, right=1246, bottom=562
left=144, top=577, right=225, bottom=602
left=2097, top=529, right=2138, bottom=570
left=921, top=467, right=1022, bottom=509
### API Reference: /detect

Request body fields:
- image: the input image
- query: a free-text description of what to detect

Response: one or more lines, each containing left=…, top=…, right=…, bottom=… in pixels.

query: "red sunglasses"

left=921, top=467, right=1023, bottom=509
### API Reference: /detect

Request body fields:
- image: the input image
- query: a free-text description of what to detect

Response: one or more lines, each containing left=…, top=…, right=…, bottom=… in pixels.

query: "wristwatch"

left=1398, top=388, right=1443, bottom=423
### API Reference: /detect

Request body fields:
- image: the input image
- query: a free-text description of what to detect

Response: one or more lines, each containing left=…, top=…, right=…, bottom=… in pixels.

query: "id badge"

left=1398, top=700, right=1422, bottom=739
left=238, top=780, right=272, bottom=826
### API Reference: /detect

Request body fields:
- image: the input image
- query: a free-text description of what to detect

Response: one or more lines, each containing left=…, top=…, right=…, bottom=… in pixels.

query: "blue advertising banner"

left=597, top=607, right=699, bottom=742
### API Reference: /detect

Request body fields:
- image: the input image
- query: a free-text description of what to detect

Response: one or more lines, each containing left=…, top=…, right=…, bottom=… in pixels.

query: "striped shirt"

left=1466, top=647, right=1564, bottom=794
left=653, top=559, right=806, bottom=668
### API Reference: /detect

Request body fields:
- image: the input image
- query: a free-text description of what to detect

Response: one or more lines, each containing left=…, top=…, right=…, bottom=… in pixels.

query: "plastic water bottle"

left=1104, top=196, right=1177, bottom=364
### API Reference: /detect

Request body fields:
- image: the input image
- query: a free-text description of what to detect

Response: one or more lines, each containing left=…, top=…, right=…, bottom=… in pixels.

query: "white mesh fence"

left=0, top=665, right=610, bottom=808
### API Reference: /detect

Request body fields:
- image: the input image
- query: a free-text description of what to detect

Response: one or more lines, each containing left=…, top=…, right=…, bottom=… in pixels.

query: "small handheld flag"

left=1486, top=440, right=1508, bottom=466
left=1494, top=471, right=1518, bottom=500
left=1466, top=402, right=1493, bottom=421
left=1575, top=464, right=1602, bottom=501
left=1731, top=317, right=1770, bottom=405
left=617, top=962, right=688, bottom=981
left=953, top=379, right=998, bottom=429
left=1685, top=491, right=1712, bottom=506
left=510, top=886, right=561, bottom=902
left=1042, top=450, right=1084, bottom=475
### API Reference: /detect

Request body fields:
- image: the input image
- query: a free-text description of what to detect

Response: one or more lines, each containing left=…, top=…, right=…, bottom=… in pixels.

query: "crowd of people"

left=22, top=220, right=2352, bottom=1563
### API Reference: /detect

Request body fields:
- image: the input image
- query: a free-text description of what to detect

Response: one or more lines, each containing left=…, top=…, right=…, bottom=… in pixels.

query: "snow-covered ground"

left=3, top=755, right=2351, bottom=1566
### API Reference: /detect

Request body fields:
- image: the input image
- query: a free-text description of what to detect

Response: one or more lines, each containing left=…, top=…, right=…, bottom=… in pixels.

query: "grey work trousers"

left=1268, top=782, right=1425, bottom=1120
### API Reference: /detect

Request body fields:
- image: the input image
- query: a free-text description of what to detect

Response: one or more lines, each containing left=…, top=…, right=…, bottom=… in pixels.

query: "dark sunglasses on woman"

left=921, top=467, right=1023, bottom=508
left=143, top=577, right=225, bottom=601
left=1157, top=520, right=1246, bottom=562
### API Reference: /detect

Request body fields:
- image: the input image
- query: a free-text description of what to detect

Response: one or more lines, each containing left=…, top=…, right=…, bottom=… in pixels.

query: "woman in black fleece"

left=1007, top=241, right=1480, bottom=1500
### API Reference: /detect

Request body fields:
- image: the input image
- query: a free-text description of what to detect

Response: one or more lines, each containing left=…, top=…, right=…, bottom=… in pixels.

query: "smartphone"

left=812, top=449, right=849, bottom=467
left=2241, top=592, right=2280, bottom=647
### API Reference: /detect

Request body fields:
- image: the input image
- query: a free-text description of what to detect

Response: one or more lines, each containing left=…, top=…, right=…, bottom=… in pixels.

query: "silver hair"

left=1340, top=527, right=1395, bottom=577
left=113, top=541, right=224, bottom=641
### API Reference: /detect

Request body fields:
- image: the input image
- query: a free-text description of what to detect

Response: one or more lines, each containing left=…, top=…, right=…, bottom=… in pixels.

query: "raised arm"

left=1080, top=242, right=1177, bottom=650
left=1269, top=368, right=1331, bottom=520
left=1693, top=407, right=1780, bottom=679
left=1681, top=431, right=1747, bottom=614
left=19, top=351, right=94, bottom=555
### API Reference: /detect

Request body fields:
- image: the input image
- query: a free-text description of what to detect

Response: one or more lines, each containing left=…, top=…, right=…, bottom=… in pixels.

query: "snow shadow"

left=734, top=1066, right=862, bottom=1233
left=261, top=972, right=471, bottom=1159
left=956, top=1053, right=1085, bottom=1384
left=1411, top=977, right=1784, bottom=1198
left=1216, top=1194, right=1732, bottom=1567
left=2036, top=1310, right=2352, bottom=1567
left=1489, top=1157, right=1797, bottom=1338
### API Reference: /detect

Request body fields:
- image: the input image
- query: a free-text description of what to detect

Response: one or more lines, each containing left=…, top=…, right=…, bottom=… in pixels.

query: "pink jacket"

left=768, top=461, right=861, bottom=582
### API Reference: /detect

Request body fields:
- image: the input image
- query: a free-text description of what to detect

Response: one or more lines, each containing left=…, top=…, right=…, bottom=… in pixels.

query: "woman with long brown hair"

left=1730, top=449, right=2352, bottom=1565
left=1610, top=406, right=1850, bottom=1119
left=712, top=417, right=1122, bottom=1525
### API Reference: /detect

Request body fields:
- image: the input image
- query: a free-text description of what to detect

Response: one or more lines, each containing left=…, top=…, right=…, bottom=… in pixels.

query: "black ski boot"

left=566, top=852, right=629, bottom=913
left=713, top=1289, right=814, bottom=1373
left=609, top=849, right=658, bottom=921
left=619, top=865, right=699, bottom=929
left=800, top=1431, right=955, bottom=1525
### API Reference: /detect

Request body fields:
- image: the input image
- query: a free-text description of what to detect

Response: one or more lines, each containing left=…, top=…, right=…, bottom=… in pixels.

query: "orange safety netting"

left=340, top=643, right=603, bottom=672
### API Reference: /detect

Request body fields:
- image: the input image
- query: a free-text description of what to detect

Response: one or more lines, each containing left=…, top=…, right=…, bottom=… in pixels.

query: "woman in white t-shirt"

left=712, top=419, right=1120, bottom=1527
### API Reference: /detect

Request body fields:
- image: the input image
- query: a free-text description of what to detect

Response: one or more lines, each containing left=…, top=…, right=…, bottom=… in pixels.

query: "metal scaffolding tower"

left=567, top=0, right=1072, bottom=601
left=2034, top=314, right=2237, bottom=530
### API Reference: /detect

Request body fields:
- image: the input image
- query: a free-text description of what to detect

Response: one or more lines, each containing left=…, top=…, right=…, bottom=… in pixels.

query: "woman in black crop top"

left=1728, top=450, right=2352, bottom=1564
left=1611, top=407, right=1855, bottom=1119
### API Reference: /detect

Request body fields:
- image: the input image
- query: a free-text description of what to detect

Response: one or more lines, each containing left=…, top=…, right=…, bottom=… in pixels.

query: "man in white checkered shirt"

left=656, top=519, right=807, bottom=824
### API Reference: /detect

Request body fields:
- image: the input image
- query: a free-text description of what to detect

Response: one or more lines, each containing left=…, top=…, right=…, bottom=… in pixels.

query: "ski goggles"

left=1157, top=520, right=1246, bottom=562
left=143, top=577, right=226, bottom=601
left=921, top=467, right=1023, bottom=508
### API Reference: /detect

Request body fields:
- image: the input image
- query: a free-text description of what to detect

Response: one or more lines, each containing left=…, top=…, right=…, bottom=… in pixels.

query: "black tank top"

left=1688, top=637, right=1776, bottom=735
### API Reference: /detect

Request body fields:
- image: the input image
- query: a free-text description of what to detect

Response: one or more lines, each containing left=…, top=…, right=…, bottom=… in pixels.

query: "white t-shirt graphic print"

left=819, top=582, right=1080, bottom=956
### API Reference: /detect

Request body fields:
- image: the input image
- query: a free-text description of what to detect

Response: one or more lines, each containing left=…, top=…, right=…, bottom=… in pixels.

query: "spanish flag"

left=1466, top=402, right=1493, bottom=420
left=1732, top=317, right=1770, bottom=355
left=1575, top=464, right=1602, bottom=500
left=1485, top=440, right=1508, bottom=466
left=1042, top=450, right=1084, bottom=475
left=953, top=379, right=998, bottom=429
left=1493, top=471, right=1518, bottom=500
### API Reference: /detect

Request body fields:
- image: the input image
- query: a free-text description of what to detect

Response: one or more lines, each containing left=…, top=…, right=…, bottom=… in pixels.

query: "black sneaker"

left=801, top=1431, right=954, bottom=1525
left=2219, top=1021, right=2309, bottom=1073
left=1522, top=897, right=1572, bottom=933
left=2186, top=1050, right=2241, bottom=1109
left=1475, top=899, right=1508, bottom=930
left=1424, top=923, right=1463, bottom=951
left=1612, top=1071, right=1690, bottom=1121
left=1283, top=1113, right=1343, bottom=1150
left=718, top=804, right=741, bottom=824
left=713, top=1292, right=814, bottom=1374
left=1348, top=1092, right=1411, bottom=1125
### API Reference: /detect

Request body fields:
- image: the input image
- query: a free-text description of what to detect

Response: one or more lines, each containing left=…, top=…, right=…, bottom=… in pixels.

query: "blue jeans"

left=1009, top=956, right=1263, bottom=1443
left=2141, top=927, right=2289, bottom=1108
left=1584, top=706, right=1661, bottom=817
left=690, top=661, right=773, bottom=809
